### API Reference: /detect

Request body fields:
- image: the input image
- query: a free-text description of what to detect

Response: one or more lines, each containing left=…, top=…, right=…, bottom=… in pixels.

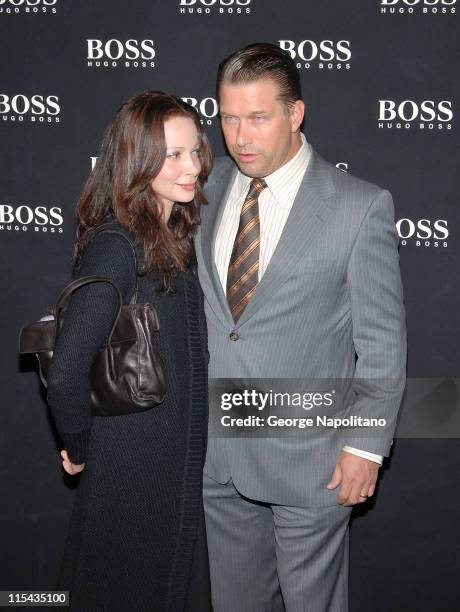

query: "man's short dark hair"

left=216, top=42, right=302, bottom=108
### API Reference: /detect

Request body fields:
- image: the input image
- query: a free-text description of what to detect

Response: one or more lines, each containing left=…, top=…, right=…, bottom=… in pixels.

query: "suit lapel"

left=200, top=149, right=337, bottom=328
left=236, top=149, right=337, bottom=327
left=201, top=159, right=237, bottom=325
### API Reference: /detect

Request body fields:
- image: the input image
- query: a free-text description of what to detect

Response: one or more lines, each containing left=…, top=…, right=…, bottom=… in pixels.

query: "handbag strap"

left=54, top=222, right=146, bottom=345
left=84, top=221, right=144, bottom=304
left=55, top=276, right=123, bottom=347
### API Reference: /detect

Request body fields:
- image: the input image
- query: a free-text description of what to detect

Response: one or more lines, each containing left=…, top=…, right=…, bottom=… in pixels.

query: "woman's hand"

left=60, top=449, right=85, bottom=475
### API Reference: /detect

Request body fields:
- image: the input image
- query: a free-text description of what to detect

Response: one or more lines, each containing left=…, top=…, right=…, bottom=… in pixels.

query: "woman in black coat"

left=47, top=91, right=212, bottom=611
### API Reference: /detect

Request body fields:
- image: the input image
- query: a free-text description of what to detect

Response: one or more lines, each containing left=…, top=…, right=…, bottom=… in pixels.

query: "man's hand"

left=326, top=450, right=379, bottom=506
left=60, top=449, right=85, bottom=475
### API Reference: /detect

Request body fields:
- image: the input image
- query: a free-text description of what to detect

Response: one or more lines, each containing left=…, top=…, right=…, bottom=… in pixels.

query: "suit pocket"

left=294, top=259, right=344, bottom=298
left=298, top=259, right=338, bottom=274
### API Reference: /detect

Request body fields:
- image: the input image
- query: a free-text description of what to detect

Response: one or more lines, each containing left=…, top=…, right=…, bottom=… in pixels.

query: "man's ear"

left=290, top=99, right=305, bottom=132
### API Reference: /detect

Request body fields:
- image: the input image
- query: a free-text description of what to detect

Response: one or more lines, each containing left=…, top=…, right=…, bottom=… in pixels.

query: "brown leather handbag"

left=18, top=229, right=167, bottom=417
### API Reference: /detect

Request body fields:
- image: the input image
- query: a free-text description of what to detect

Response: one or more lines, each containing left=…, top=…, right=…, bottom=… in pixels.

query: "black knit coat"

left=47, top=221, right=211, bottom=611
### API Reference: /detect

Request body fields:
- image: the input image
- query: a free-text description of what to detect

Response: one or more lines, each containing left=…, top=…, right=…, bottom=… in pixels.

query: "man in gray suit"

left=195, top=43, right=406, bottom=612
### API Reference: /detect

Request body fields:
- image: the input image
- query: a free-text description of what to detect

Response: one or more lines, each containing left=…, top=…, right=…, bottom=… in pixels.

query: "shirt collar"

left=233, top=133, right=311, bottom=209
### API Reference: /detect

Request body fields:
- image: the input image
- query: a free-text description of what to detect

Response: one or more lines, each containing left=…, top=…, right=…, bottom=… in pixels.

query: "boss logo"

left=86, top=39, right=156, bottom=69
left=378, top=100, right=453, bottom=130
left=0, top=94, right=60, bottom=123
left=181, top=97, right=219, bottom=125
left=0, top=205, right=64, bottom=233
left=0, top=0, right=57, bottom=13
left=0, top=0, right=57, bottom=4
left=396, top=218, right=449, bottom=247
left=179, top=0, right=251, bottom=14
left=278, top=40, right=351, bottom=70
left=380, top=0, right=456, bottom=13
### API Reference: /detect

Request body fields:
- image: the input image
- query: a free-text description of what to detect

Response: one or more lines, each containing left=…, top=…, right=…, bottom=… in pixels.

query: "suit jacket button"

left=229, top=332, right=239, bottom=341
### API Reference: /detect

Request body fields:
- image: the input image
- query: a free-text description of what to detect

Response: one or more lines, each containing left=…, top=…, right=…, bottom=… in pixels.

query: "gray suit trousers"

left=204, top=474, right=352, bottom=612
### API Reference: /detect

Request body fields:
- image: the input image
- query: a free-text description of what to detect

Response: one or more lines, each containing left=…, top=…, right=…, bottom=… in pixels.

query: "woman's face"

left=151, top=115, right=202, bottom=221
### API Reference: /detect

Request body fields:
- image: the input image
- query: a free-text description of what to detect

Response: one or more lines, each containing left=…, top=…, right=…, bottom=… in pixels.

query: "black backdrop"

left=1, top=1, right=459, bottom=610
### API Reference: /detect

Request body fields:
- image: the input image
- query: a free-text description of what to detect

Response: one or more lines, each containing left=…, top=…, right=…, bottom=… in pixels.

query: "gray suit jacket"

left=195, top=146, right=407, bottom=507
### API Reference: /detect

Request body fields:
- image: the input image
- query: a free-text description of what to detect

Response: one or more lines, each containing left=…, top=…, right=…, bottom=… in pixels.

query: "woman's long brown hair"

left=73, top=91, right=212, bottom=290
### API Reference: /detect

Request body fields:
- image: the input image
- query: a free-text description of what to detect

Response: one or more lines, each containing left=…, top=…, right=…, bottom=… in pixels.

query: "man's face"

left=219, top=78, right=304, bottom=178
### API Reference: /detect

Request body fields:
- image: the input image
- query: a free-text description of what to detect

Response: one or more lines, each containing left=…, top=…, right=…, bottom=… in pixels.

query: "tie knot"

left=250, top=178, right=267, bottom=196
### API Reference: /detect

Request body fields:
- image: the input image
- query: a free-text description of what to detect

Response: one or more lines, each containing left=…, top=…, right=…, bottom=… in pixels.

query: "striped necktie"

left=226, top=177, right=267, bottom=322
